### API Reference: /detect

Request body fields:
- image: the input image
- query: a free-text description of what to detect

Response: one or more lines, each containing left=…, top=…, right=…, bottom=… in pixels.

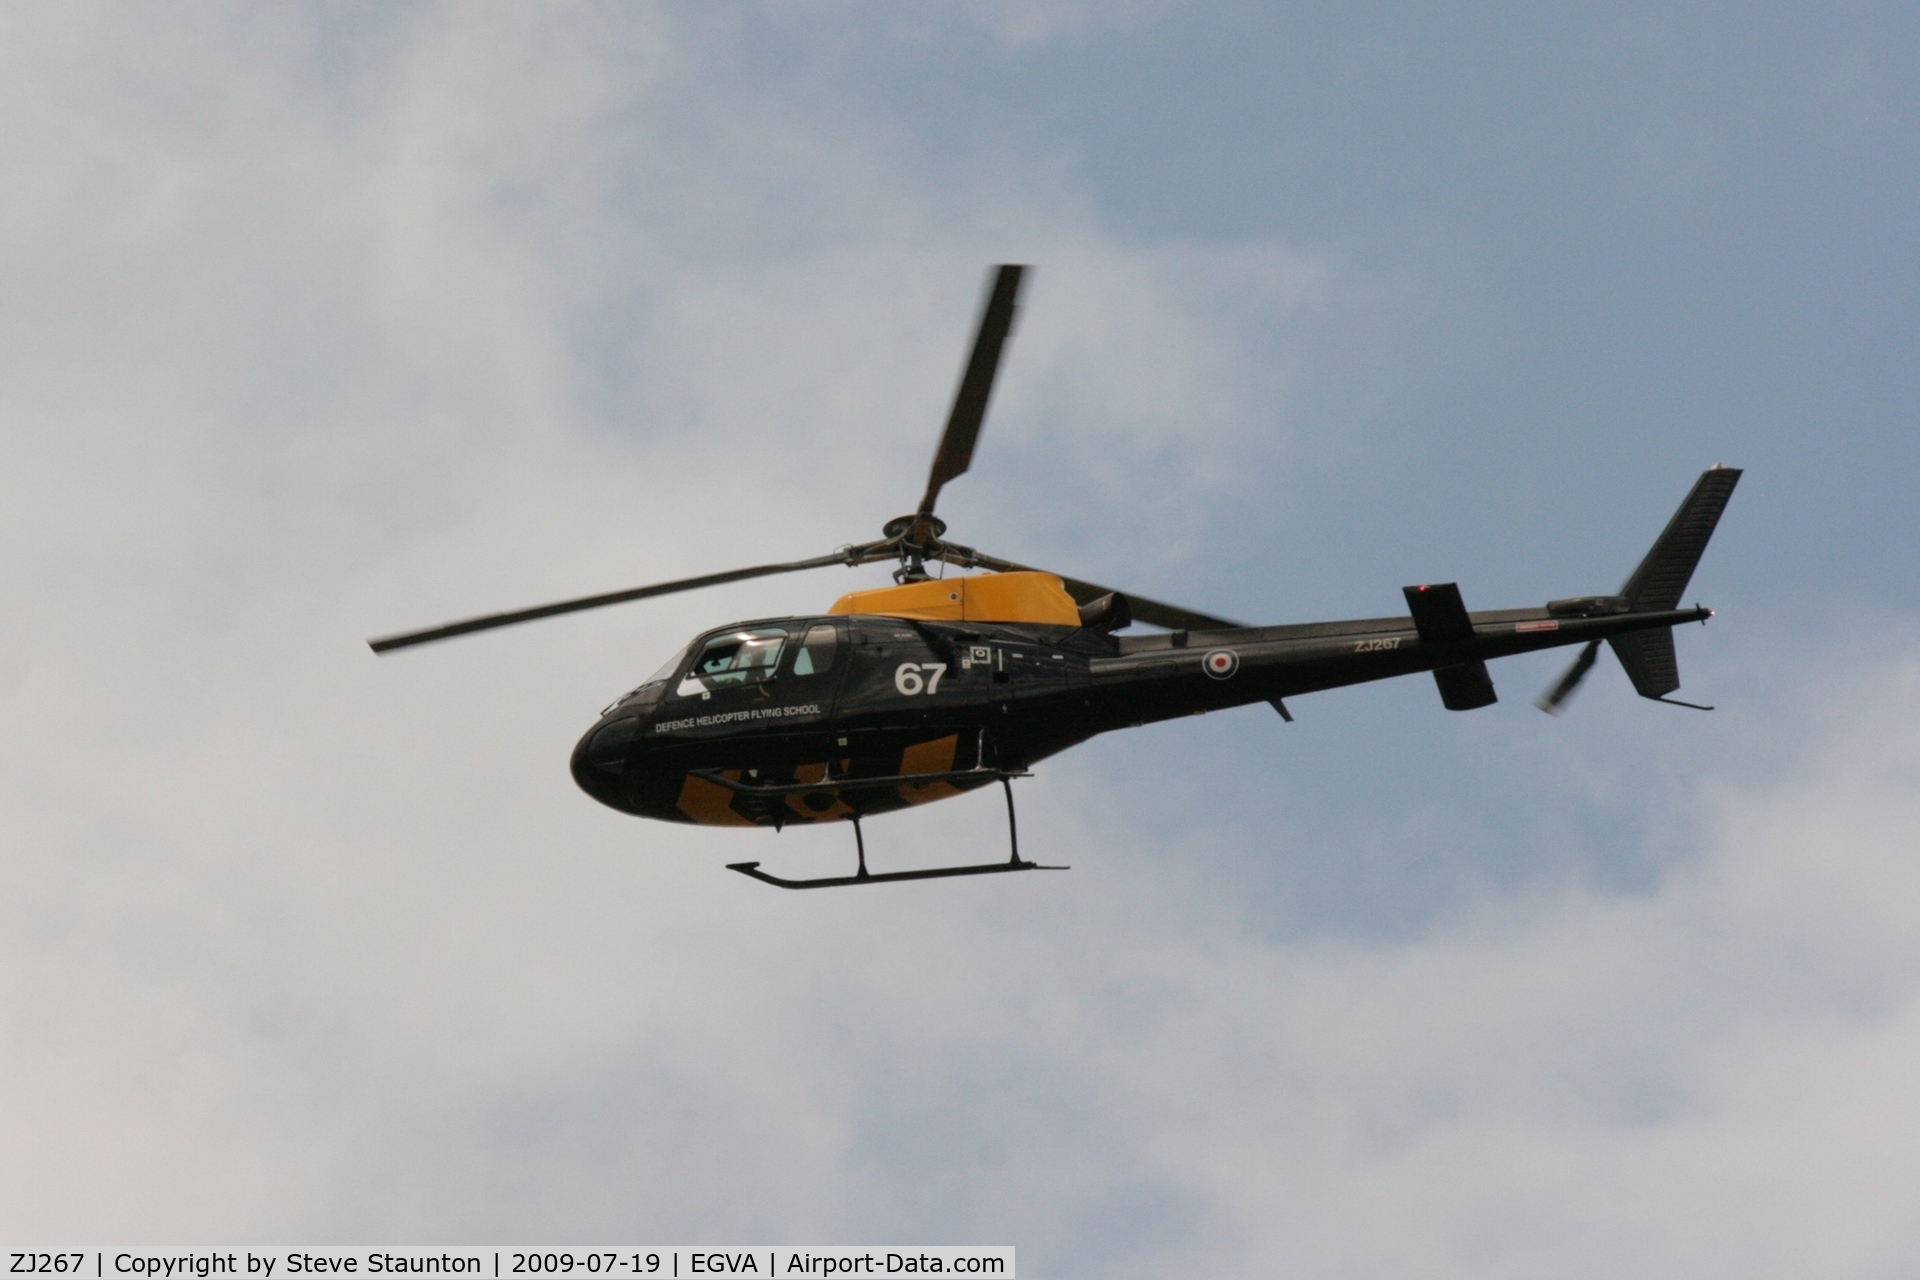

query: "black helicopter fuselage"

left=370, top=261, right=1740, bottom=885
left=571, top=595, right=1708, bottom=830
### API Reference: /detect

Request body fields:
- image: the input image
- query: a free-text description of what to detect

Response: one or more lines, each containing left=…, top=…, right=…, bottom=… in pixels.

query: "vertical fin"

left=1620, top=466, right=1742, bottom=610
left=1609, top=629, right=1680, bottom=699
left=1610, top=465, right=1738, bottom=702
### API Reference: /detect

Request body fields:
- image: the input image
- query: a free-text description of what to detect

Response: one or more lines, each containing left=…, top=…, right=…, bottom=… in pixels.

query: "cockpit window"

left=792, top=623, right=837, bottom=676
left=677, top=628, right=788, bottom=697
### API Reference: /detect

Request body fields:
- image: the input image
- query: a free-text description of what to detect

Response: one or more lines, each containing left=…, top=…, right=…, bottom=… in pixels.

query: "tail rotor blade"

left=1536, top=640, right=1601, bottom=714
left=918, top=264, right=1025, bottom=517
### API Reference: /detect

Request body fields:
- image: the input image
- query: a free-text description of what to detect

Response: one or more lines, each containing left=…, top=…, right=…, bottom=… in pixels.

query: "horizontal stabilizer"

left=1621, top=466, right=1742, bottom=611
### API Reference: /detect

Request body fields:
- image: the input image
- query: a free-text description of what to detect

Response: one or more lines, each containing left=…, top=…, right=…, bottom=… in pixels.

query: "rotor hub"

left=882, top=514, right=948, bottom=583
left=882, top=513, right=948, bottom=547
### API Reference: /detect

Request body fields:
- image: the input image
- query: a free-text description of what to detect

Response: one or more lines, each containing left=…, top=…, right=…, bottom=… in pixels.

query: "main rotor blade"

left=918, top=264, right=1026, bottom=517
left=1056, top=578, right=1242, bottom=632
left=939, top=545, right=1244, bottom=631
left=1536, top=639, right=1602, bottom=714
left=369, top=543, right=896, bottom=654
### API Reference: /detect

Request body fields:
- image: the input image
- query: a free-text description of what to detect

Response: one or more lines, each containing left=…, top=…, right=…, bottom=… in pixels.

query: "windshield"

left=641, top=642, right=693, bottom=688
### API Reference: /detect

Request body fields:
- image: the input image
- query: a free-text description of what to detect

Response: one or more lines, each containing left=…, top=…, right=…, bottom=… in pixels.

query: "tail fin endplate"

left=1404, top=582, right=1498, bottom=710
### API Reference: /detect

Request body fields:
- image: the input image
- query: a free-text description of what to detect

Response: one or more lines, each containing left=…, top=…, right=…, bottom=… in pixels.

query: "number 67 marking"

left=895, top=662, right=947, bottom=695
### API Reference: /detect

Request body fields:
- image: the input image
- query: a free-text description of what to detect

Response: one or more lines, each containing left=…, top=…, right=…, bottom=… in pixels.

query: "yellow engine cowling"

left=829, top=571, right=1081, bottom=625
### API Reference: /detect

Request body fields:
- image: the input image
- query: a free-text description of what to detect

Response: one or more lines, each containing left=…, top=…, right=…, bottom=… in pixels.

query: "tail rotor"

left=1535, top=640, right=1601, bottom=714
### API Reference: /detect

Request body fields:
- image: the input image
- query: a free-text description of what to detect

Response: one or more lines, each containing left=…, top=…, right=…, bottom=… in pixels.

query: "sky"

left=2, top=2, right=1918, bottom=1274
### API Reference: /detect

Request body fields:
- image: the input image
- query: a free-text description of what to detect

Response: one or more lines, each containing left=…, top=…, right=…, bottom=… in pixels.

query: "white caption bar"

left=3, top=1250, right=1013, bottom=1280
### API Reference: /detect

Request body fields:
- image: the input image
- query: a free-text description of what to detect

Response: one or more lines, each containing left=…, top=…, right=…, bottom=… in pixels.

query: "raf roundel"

left=1203, top=648, right=1240, bottom=680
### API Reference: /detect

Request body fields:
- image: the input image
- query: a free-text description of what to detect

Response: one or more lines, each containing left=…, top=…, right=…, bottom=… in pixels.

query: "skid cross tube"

left=725, top=774, right=1066, bottom=889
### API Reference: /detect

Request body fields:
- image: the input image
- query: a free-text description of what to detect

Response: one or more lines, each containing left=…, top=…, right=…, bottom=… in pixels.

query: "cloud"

left=0, top=0, right=1328, bottom=1238
left=281, top=651, right=1920, bottom=1278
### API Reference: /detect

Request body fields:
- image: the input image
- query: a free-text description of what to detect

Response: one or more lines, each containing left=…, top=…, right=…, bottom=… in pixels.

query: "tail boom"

left=1086, top=602, right=1709, bottom=725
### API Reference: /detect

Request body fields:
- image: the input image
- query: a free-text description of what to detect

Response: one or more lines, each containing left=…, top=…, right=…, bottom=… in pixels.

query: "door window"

left=791, top=623, right=838, bottom=676
left=677, top=628, right=788, bottom=698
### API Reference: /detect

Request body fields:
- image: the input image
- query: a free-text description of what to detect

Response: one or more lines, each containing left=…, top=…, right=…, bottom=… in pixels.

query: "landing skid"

left=726, top=778, right=1066, bottom=889
left=726, top=857, right=1064, bottom=889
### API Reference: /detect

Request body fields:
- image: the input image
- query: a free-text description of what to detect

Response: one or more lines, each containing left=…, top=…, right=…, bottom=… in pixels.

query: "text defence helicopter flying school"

left=372, top=265, right=1741, bottom=889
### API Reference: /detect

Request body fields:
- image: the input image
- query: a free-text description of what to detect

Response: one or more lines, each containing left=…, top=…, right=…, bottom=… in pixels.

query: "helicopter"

left=371, top=264, right=1741, bottom=889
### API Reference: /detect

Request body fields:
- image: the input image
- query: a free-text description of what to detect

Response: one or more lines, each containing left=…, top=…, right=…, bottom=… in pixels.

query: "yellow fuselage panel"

left=829, top=571, right=1081, bottom=625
